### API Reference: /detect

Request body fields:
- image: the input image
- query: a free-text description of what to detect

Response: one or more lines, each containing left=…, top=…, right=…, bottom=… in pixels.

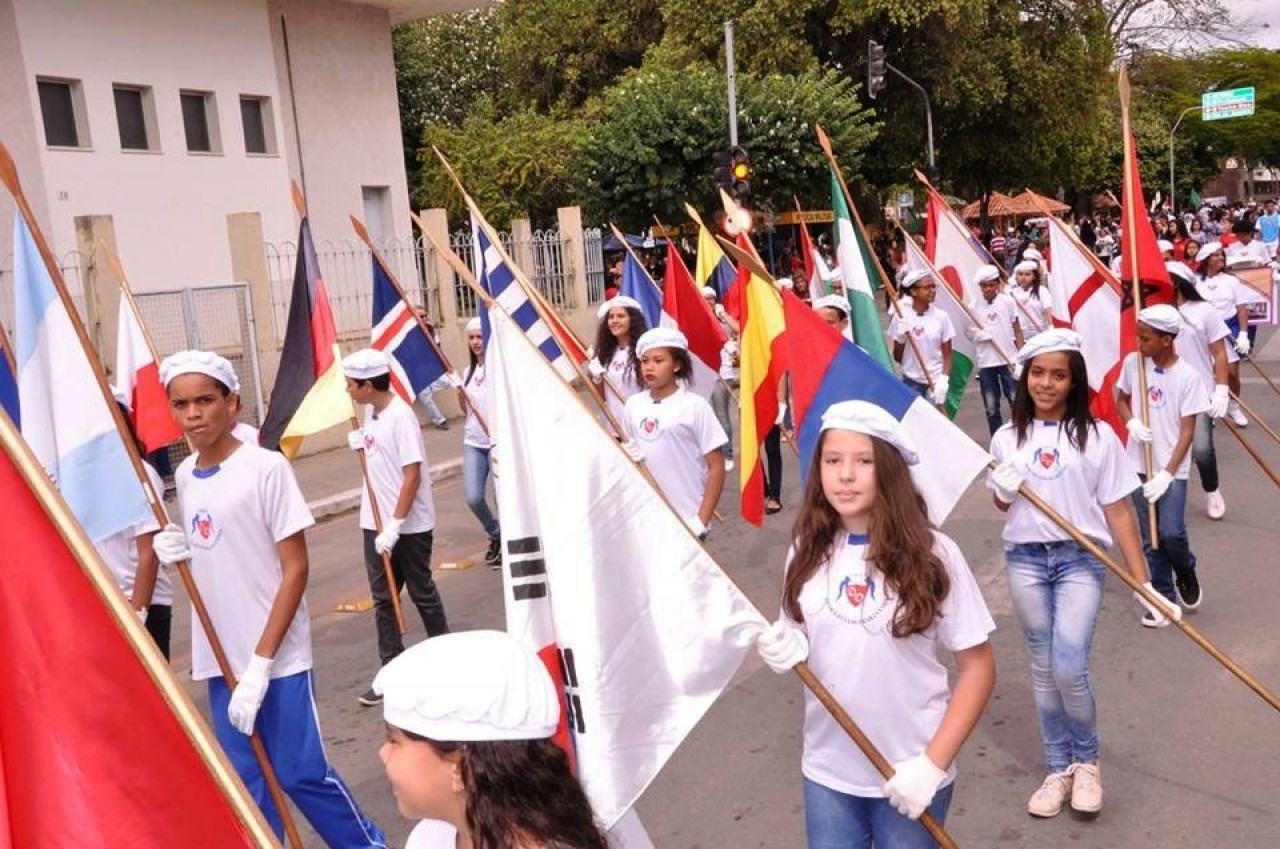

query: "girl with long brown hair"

left=756, top=400, right=995, bottom=848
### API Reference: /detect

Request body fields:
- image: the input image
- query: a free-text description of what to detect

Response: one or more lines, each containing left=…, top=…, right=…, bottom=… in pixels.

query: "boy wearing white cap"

left=966, top=265, right=1025, bottom=435
left=887, top=270, right=954, bottom=407
left=152, top=350, right=386, bottom=846
left=1115, top=306, right=1209, bottom=622
left=343, top=348, right=450, bottom=705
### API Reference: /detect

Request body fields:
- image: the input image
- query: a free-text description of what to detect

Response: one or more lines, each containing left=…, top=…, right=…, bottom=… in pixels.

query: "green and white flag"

left=830, top=168, right=894, bottom=371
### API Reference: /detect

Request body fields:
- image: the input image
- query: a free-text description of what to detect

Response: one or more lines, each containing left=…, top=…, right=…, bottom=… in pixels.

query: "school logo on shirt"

left=1028, top=447, right=1066, bottom=480
left=987, top=311, right=999, bottom=323
left=912, top=325, right=925, bottom=337
left=189, top=509, right=222, bottom=549
left=1147, top=385, right=1165, bottom=408
left=362, top=432, right=377, bottom=453
left=637, top=416, right=661, bottom=441
left=839, top=574, right=877, bottom=608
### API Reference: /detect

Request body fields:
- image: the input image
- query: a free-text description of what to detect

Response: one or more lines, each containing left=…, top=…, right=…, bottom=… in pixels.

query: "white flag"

left=487, top=306, right=767, bottom=829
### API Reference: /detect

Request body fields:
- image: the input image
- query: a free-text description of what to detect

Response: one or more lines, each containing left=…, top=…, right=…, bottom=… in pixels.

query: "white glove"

left=1134, top=581, right=1182, bottom=626
left=346, top=429, right=366, bottom=451
left=884, top=753, right=948, bottom=820
left=1235, top=331, right=1251, bottom=356
left=586, top=359, right=607, bottom=380
left=228, top=654, right=273, bottom=735
left=775, top=403, right=788, bottom=427
left=684, top=514, right=708, bottom=540
left=153, top=523, right=192, bottom=567
left=1142, top=469, right=1174, bottom=503
left=929, top=374, right=950, bottom=406
left=714, top=304, right=727, bottom=318
left=446, top=371, right=464, bottom=389
left=755, top=619, right=809, bottom=673
left=1012, top=361, right=1024, bottom=380
left=135, top=607, right=148, bottom=625
left=375, top=516, right=404, bottom=555
left=1125, top=417, right=1153, bottom=443
left=1208, top=385, right=1230, bottom=419
left=990, top=461, right=1025, bottom=504
left=620, top=439, right=644, bottom=463
left=965, top=327, right=993, bottom=343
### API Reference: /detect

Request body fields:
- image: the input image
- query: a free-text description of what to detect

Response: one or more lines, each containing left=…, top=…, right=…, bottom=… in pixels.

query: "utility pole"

left=724, top=21, right=738, bottom=147
left=1169, top=105, right=1203, bottom=215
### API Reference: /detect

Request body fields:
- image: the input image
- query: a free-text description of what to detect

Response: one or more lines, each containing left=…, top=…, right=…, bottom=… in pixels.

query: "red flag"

left=0, top=421, right=269, bottom=847
left=797, top=223, right=824, bottom=297
left=662, top=240, right=727, bottom=372
left=115, top=297, right=183, bottom=453
left=1118, top=130, right=1175, bottom=312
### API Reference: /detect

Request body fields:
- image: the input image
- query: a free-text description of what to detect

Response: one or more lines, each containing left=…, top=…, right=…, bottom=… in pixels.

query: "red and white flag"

left=115, top=297, right=182, bottom=453
left=662, top=239, right=728, bottom=388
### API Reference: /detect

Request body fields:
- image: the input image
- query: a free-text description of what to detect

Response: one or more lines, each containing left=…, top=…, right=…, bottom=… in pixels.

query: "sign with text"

left=1202, top=87, right=1255, bottom=122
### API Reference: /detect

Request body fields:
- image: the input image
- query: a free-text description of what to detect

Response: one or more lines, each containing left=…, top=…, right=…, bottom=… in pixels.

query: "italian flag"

left=901, top=236, right=975, bottom=420
left=830, top=168, right=894, bottom=371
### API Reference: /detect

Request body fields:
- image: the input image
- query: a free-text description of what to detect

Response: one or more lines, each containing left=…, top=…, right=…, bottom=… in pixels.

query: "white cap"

left=1016, top=328, right=1083, bottom=364
left=819, top=400, right=919, bottom=465
left=1157, top=239, right=1174, bottom=253
left=109, top=383, right=130, bottom=411
left=1014, top=260, right=1039, bottom=274
left=900, top=268, right=933, bottom=290
left=973, top=264, right=1001, bottom=285
left=776, top=277, right=795, bottom=290
left=374, top=630, right=560, bottom=742
left=1195, top=241, right=1223, bottom=262
left=159, top=350, right=240, bottom=392
left=701, top=286, right=717, bottom=299
left=1022, top=247, right=1043, bottom=261
left=1226, top=253, right=1260, bottom=268
left=465, top=317, right=483, bottom=333
left=812, top=294, right=850, bottom=317
left=1138, top=304, right=1181, bottom=335
left=1165, top=261, right=1197, bottom=286
left=341, top=348, right=391, bottom=380
left=635, top=327, right=688, bottom=357
left=597, top=295, right=643, bottom=320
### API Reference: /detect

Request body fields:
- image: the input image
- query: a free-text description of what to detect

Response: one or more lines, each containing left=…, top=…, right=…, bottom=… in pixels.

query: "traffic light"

left=713, top=149, right=733, bottom=191
left=729, top=145, right=752, bottom=202
left=868, top=40, right=887, bottom=99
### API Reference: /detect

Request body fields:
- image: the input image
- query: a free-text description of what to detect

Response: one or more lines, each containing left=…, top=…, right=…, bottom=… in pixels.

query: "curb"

left=307, top=458, right=465, bottom=520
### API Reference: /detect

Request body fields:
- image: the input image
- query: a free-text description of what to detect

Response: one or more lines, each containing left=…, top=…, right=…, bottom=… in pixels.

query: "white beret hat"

left=374, top=630, right=560, bottom=742
left=775, top=277, right=795, bottom=290
left=159, top=350, right=240, bottom=392
left=900, top=268, right=933, bottom=290
left=820, top=400, right=919, bottom=465
left=973, top=264, right=1001, bottom=285
left=812, top=294, right=850, bottom=317
left=1165, top=261, right=1197, bottom=287
left=1022, top=247, right=1043, bottom=261
left=1017, top=328, right=1083, bottom=364
left=1014, top=260, right=1039, bottom=274
left=341, top=348, right=391, bottom=380
left=597, top=295, right=643, bottom=320
left=635, top=327, right=688, bottom=357
left=1195, top=241, right=1223, bottom=263
left=1138, top=304, right=1181, bottom=335
left=465, top=317, right=483, bottom=333
left=701, top=286, right=717, bottom=299
left=1157, top=239, right=1175, bottom=253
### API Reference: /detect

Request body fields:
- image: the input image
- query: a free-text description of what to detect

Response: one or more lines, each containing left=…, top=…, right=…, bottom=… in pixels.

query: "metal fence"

left=0, top=249, right=89, bottom=342
left=584, top=227, right=605, bottom=303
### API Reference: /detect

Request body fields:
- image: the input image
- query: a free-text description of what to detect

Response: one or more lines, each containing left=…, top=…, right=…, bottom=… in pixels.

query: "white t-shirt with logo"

left=1226, top=239, right=1272, bottom=266
left=887, top=305, right=955, bottom=383
left=1196, top=273, right=1248, bottom=322
left=786, top=532, right=995, bottom=797
left=96, top=462, right=173, bottom=606
left=966, top=292, right=1021, bottom=368
left=603, top=346, right=645, bottom=427
left=358, top=396, right=436, bottom=533
left=624, top=386, right=727, bottom=519
left=1010, top=285, right=1053, bottom=334
left=989, top=420, right=1139, bottom=546
left=1115, top=354, right=1210, bottom=480
left=463, top=361, right=491, bottom=450
left=1176, top=301, right=1231, bottom=389
left=174, top=443, right=315, bottom=681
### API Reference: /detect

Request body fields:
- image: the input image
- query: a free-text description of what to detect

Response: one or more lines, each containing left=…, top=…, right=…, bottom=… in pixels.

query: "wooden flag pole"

left=1, top=141, right=302, bottom=849
left=1117, top=67, right=1161, bottom=547
left=0, top=320, right=17, bottom=379
left=792, top=196, right=828, bottom=298
left=1243, top=354, right=1280, bottom=398
left=1220, top=419, right=1280, bottom=487
left=1228, top=390, right=1280, bottom=447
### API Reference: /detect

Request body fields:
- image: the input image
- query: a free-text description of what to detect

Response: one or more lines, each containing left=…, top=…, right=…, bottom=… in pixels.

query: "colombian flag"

left=737, top=274, right=788, bottom=525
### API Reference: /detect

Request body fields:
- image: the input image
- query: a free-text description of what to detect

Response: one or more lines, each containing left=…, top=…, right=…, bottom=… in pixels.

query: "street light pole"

left=1169, top=105, right=1203, bottom=214
left=885, top=61, right=935, bottom=179
left=724, top=21, right=738, bottom=147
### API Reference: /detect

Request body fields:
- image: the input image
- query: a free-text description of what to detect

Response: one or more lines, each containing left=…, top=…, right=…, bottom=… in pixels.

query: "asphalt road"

left=169, top=368, right=1280, bottom=848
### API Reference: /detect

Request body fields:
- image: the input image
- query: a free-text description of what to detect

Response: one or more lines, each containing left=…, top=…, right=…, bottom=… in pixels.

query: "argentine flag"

left=13, top=214, right=150, bottom=542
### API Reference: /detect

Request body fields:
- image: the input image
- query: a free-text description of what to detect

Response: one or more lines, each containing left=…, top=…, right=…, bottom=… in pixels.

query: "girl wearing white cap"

left=987, top=329, right=1171, bottom=819
left=1010, top=259, right=1053, bottom=333
left=887, top=269, right=954, bottom=408
left=756, top=400, right=996, bottom=847
left=152, top=350, right=386, bottom=846
left=374, top=630, right=607, bottom=849
left=624, top=327, right=728, bottom=540
left=1194, top=243, right=1252, bottom=426
left=459, top=317, right=501, bottom=567
left=588, top=295, right=649, bottom=427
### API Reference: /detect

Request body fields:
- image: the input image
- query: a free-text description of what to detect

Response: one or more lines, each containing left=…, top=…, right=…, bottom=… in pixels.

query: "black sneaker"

left=484, top=537, right=502, bottom=568
left=433, top=420, right=450, bottom=431
left=1175, top=571, right=1202, bottom=610
left=358, top=687, right=382, bottom=707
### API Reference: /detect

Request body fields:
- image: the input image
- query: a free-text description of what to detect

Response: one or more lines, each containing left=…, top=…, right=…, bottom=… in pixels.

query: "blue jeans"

left=902, top=376, right=930, bottom=399
left=1005, top=541, right=1105, bottom=773
left=208, top=671, right=387, bottom=846
left=1192, top=413, right=1218, bottom=494
left=415, top=375, right=451, bottom=425
left=711, top=379, right=736, bottom=461
left=977, top=365, right=1016, bottom=435
left=463, top=444, right=500, bottom=539
left=803, top=777, right=954, bottom=848
left=1130, top=476, right=1196, bottom=602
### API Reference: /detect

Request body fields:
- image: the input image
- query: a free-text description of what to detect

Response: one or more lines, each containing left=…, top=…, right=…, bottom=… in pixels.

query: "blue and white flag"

left=471, top=213, right=577, bottom=381
left=13, top=214, right=150, bottom=542
left=371, top=258, right=446, bottom=403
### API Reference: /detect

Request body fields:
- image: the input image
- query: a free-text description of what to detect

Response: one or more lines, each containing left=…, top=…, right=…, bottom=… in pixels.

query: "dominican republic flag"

left=902, top=235, right=978, bottom=419
left=13, top=213, right=150, bottom=543
left=115, top=296, right=182, bottom=453
left=783, top=287, right=989, bottom=525
left=0, top=333, right=17, bottom=427
left=259, top=216, right=350, bottom=457
left=370, top=259, right=446, bottom=403
left=472, top=212, right=580, bottom=381
left=0, top=414, right=273, bottom=847
left=487, top=304, right=765, bottom=830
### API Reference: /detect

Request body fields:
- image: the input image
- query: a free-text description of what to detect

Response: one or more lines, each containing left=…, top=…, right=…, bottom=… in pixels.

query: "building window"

left=239, top=95, right=276, bottom=155
left=113, top=84, right=158, bottom=151
left=37, top=78, right=88, bottom=148
left=180, top=90, right=220, bottom=153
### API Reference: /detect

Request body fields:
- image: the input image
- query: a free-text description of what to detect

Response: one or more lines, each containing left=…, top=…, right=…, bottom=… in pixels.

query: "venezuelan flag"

left=737, top=273, right=788, bottom=525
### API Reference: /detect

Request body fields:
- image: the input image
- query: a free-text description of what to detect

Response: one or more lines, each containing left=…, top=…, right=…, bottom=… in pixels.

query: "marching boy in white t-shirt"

left=966, top=264, right=1025, bottom=436
left=152, top=350, right=385, bottom=847
left=343, top=349, right=450, bottom=706
left=1115, top=306, right=1210, bottom=625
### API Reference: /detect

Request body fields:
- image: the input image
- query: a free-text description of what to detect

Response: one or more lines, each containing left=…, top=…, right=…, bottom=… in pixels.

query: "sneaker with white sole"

left=1229, top=403, right=1248, bottom=427
left=1141, top=610, right=1172, bottom=628
left=1175, top=570, right=1202, bottom=610
left=1069, top=762, right=1102, bottom=813
left=1027, top=771, right=1073, bottom=817
left=1205, top=489, right=1226, bottom=520
left=358, top=687, right=382, bottom=707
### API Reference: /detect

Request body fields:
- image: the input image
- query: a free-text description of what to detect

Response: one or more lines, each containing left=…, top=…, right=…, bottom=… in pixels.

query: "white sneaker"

left=1206, top=489, right=1226, bottom=520
left=1229, top=403, right=1248, bottom=427
left=1070, top=763, right=1102, bottom=813
left=1027, top=771, right=1073, bottom=817
left=725, top=459, right=735, bottom=472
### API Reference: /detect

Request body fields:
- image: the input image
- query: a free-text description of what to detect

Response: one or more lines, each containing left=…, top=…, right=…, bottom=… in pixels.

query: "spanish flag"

left=737, top=272, right=788, bottom=525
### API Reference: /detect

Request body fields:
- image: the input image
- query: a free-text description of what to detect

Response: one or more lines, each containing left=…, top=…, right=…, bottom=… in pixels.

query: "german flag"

left=259, top=217, right=350, bottom=457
